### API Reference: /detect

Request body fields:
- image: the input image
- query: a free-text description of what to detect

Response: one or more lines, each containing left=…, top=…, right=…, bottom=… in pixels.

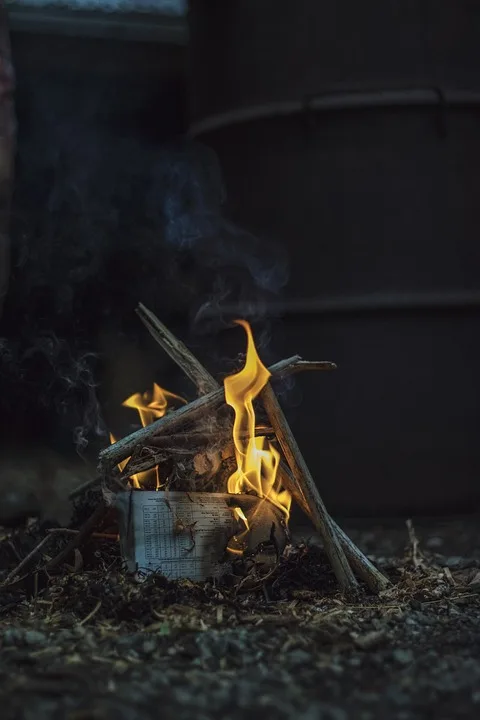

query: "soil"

left=0, top=514, right=479, bottom=720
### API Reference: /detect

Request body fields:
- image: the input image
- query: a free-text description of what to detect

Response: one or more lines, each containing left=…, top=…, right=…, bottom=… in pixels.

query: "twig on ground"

left=77, top=599, right=102, bottom=627
left=47, top=528, right=118, bottom=541
left=45, top=501, right=107, bottom=573
left=2, top=535, right=52, bottom=586
left=406, top=518, right=424, bottom=569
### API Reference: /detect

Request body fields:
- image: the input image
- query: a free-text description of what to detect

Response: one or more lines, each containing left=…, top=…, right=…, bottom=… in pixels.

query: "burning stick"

left=277, top=462, right=389, bottom=592
left=99, top=355, right=333, bottom=473
left=122, top=427, right=275, bottom=478
left=260, top=383, right=357, bottom=591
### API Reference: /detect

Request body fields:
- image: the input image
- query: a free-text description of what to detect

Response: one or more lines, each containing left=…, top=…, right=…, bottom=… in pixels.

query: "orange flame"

left=224, top=320, right=291, bottom=550
left=110, top=383, right=186, bottom=489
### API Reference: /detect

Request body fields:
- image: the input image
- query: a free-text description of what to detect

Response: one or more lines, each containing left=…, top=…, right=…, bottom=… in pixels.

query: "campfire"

left=100, top=304, right=389, bottom=593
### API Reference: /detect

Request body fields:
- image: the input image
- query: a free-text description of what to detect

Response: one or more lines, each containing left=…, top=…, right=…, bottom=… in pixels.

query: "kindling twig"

left=2, top=535, right=52, bottom=586
left=47, top=528, right=119, bottom=541
left=136, top=303, right=218, bottom=395
left=261, top=382, right=357, bottom=592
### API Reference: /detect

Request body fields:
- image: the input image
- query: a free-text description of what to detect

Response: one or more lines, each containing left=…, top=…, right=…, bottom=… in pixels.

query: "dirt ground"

left=0, top=515, right=479, bottom=720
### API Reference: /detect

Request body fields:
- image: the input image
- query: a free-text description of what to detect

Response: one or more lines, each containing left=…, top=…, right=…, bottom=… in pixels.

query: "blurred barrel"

left=188, top=0, right=480, bottom=515
left=0, top=1, right=14, bottom=320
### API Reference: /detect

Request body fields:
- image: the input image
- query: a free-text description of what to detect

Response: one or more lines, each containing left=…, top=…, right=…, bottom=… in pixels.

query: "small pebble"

left=445, top=556, right=464, bottom=568
left=392, top=649, right=414, bottom=666
left=2, top=628, right=24, bottom=646
left=288, top=649, right=311, bottom=667
left=143, top=638, right=157, bottom=654
left=354, top=630, right=386, bottom=651
left=24, top=630, right=47, bottom=647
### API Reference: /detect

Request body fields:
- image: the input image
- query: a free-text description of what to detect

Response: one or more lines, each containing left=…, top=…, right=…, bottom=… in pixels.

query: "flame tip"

left=224, top=320, right=291, bottom=539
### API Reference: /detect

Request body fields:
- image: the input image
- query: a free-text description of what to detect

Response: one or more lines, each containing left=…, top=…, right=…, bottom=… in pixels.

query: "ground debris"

left=0, top=515, right=478, bottom=720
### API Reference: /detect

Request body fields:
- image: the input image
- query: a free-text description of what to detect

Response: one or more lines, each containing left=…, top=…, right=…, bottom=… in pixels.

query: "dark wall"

left=187, top=0, right=480, bottom=515
left=1, top=30, right=189, bottom=455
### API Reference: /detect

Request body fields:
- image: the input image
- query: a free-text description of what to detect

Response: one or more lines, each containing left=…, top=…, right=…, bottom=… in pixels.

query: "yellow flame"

left=110, top=383, right=186, bottom=489
left=224, top=320, right=291, bottom=550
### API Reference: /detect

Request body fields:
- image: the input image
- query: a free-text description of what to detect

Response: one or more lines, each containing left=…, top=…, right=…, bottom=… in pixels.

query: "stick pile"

left=98, top=303, right=389, bottom=593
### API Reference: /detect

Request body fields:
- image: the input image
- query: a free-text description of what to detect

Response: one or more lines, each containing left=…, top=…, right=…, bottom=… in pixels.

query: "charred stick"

left=99, top=355, right=333, bottom=472
left=68, top=475, right=102, bottom=500
left=121, top=426, right=275, bottom=478
left=44, top=500, right=107, bottom=573
left=277, top=463, right=389, bottom=592
left=47, top=528, right=118, bottom=540
left=136, top=303, right=218, bottom=395
left=68, top=466, right=125, bottom=500
left=260, top=382, right=357, bottom=591
left=282, top=360, right=337, bottom=373
left=148, top=426, right=274, bottom=447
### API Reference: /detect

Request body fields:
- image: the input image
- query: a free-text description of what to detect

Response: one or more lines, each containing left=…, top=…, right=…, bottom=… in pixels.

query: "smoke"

left=149, top=141, right=289, bottom=344
left=1, top=93, right=288, bottom=454
left=0, top=332, right=105, bottom=453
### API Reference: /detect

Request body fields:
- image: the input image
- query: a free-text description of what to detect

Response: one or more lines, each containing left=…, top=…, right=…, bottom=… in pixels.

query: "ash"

left=0, top=516, right=479, bottom=720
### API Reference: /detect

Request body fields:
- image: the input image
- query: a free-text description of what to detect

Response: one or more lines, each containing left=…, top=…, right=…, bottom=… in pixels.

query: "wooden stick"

left=2, top=535, right=52, bottom=586
left=136, top=303, right=218, bottom=395
left=45, top=501, right=107, bottom=573
left=148, top=426, right=274, bottom=446
left=277, top=463, right=389, bottom=592
left=261, top=382, right=357, bottom=591
left=121, top=427, right=274, bottom=478
left=99, top=355, right=333, bottom=472
left=68, top=475, right=102, bottom=500
left=47, top=528, right=119, bottom=541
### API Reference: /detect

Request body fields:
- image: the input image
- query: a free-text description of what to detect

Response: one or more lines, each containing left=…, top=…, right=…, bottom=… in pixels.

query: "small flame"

left=110, top=383, right=186, bottom=489
left=224, top=320, right=291, bottom=551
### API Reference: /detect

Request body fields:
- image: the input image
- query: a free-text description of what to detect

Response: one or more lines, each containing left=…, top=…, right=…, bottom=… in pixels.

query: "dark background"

left=1, top=1, right=479, bottom=517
